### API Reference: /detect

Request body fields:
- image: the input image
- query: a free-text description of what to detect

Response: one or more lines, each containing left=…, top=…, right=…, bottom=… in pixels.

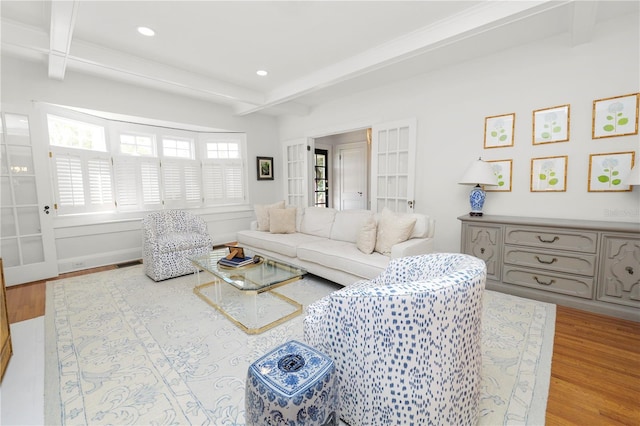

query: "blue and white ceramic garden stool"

left=245, top=340, right=338, bottom=425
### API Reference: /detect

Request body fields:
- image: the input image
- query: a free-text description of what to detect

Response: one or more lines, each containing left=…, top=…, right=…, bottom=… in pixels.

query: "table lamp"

left=459, top=158, right=499, bottom=216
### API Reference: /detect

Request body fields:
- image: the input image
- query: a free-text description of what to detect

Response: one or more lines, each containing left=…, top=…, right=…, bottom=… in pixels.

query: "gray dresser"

left=459, top=215, right=640, bottom=321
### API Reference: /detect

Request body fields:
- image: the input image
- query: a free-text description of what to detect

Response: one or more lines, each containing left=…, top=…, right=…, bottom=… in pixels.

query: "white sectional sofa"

left=236, top=206, right=435, bottom=286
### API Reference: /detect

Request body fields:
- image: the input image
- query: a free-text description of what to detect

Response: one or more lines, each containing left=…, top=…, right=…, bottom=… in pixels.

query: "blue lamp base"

left=469, top=185, right=486, bottom=216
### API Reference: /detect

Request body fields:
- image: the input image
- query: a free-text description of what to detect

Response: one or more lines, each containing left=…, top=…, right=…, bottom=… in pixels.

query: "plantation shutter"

left=162, top=159, right=201, bottom=208
left=113, top=157, right=138, bottom=209
left=54, top=153, right=85, bottom=211
left=51, top=149, right=114, bottom=214
left=140, top=160, right=161, bottom=207
left=113, top=157, right=162, bottom=211
left=202, top=163, right=224, bottom=202
left=87, top=157, right=113, bottom=206
left=202, top=161, right=244, bottom=204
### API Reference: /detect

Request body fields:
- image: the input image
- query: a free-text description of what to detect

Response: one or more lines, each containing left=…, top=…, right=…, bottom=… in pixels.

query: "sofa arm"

left=390, top=237, right=434, bottom=258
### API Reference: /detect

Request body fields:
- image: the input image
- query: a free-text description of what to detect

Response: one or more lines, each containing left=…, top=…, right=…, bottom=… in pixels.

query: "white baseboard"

left=58, top=248, right=141, bottom=274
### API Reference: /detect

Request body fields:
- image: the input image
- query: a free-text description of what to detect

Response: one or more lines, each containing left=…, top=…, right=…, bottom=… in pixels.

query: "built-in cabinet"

left=1, top=258, right=13, bottom=381
left=459, top=215, right=640, bottom=321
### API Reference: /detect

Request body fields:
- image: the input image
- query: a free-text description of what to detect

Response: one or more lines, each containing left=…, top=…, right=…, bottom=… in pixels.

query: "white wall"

left=1, top=56, right=283, bottom=274
left=278, top=14, right=640, bottom=253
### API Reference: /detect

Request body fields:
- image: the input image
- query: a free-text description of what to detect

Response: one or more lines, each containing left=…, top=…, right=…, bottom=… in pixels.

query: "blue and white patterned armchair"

left=304, top=253, right=486, bottom=426
left=142, top=210, right=213, bottom=281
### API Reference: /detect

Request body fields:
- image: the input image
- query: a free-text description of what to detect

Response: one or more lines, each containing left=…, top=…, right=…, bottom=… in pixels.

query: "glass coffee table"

left=190, top=249, right=306, bottom=334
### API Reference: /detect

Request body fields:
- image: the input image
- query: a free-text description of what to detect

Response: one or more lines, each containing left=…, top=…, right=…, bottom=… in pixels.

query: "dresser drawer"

left=505, top=226, right=597, bottom=253
left=504, top=246, right=596, bottom=276
left=503, top=266, right=594, bottom=299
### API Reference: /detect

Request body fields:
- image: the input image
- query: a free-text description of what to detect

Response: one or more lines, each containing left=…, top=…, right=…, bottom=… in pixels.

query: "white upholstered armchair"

left=304, top=253, right=486, bottom=426
left=142, top=210, right=213, bottom=281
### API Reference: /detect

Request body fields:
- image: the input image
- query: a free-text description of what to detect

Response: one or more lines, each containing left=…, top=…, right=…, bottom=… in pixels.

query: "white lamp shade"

left=459, top=159, right=499, bottom=186
left=621, top=163, right=640, bottom=186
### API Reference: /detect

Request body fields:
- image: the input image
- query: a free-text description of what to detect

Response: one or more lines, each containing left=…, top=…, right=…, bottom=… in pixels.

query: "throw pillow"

left=356, top=216, right=377, bottom=254
left=374, top=208, right=417, bottom=255
left=269, top=208, right=297, bottom=234
left=254, top=200, right=285, bottom=231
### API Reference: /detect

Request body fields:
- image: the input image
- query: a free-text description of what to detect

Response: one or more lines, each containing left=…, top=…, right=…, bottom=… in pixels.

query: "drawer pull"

left=533, top=276, right=555, bottom=286
left=535, top=256, right=557, bottom=265
left=626, top=266, right=634, bottom=275
left=537, top=235, right=559, bottom=244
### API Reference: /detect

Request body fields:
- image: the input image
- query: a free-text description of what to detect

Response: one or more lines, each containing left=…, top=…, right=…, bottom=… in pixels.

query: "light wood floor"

left=6, top=268, right=640, bottom=425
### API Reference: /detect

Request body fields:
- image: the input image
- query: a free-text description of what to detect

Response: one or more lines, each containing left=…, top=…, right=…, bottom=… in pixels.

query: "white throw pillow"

left=269, top=208, right=297, bottom=234
left=374, top=208, right=417, bottom=255
left=356, top=216, right=377, bottom=254
left=254, top=200, right=285, bottom=231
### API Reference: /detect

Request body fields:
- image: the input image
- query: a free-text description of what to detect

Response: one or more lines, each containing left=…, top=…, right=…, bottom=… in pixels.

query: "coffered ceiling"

left=1, top=1, right=637, bottom=116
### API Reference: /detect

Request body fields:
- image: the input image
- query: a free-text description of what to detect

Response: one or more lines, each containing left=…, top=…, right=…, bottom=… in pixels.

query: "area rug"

left=45, top=265, right=555, bottom=425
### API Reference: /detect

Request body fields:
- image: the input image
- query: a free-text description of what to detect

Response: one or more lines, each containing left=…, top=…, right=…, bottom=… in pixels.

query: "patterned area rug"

left=45, top=265, right=555, bottom=425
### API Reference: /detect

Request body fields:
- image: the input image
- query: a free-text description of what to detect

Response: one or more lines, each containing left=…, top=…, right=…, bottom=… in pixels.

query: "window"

left=119, top=133, right=155, bottom=156
left=202, top=136, right=246, bottom=205
left=163, top=137, right=193, bottom=159
left=48, top=114, right=113, bottom=214
left=48, top=114, right=106, bottom=151
left=46, top=109, right=248, bottom=216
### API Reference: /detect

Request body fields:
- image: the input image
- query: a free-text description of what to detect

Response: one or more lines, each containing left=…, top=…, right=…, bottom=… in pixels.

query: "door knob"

left=43, top=205, right=50, bottom=214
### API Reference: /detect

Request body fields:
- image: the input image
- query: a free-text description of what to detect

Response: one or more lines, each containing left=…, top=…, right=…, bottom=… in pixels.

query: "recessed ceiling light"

left=256, top=70, right=268, bottom=77
left=137, top=26, right=155, bottom=37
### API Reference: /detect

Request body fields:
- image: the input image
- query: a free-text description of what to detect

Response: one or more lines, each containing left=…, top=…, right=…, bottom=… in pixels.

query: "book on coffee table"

left=218, top=256, right=255, bottom=268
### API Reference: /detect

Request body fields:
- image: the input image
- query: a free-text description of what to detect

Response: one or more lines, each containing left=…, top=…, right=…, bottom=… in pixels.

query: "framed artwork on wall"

left=484, top=113, right=515, bottom=148
left=532, top=104, right=570, bottom=145
left=592, top=93, right=639, bottom=139
left=530, top=155, right=567, bottom=192
left=588, top=151, right=635, bottom=192
left=256, top=156, right=274, bottom=180
left=485, top=159, right=513, bottom=192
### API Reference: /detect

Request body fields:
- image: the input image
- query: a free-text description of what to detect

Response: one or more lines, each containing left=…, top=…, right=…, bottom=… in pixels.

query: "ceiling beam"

left=235, top=0, right=570, bottom=116
left=48, top=0, right=79, bottom=80
left=571, top=1, right=599, bottom=46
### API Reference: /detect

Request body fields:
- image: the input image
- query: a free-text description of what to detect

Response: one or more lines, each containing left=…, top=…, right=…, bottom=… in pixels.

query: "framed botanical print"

left=485, top=159, right=513, bottom=192
left=588, top=151, right=635, bottom=192
left=256, top=156, right=274, bottom=180
left=592, top=93, right=639, bottom=139
left=484, top=113, right=515, bottom=148
left=531, top=155, right=567, bottom=192
left=533, top=104, right=570, bottom=145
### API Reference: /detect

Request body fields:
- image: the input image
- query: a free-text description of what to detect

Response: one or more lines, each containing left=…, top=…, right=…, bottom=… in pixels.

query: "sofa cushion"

left=254, top=200, right=285, bottom=231
left=356, top=216, right=377, bottom=254
left=375, top=208, right=417, bottom=255
left=237, top=230, right=326, bottom=258
left=300, top=207, right=337, bottom=238
left=330, top=210, right=374, bottom=243
left=297, top=239, right=388, bottom=280
left=269, top=208, right=296, bottom=234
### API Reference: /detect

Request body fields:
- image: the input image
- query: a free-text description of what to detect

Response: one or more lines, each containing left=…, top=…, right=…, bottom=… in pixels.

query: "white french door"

left=282, top=138, right=313, bottom=208
left=370, top=118, right=417, bottom=213
left=0, top=108, right=58, bottom=285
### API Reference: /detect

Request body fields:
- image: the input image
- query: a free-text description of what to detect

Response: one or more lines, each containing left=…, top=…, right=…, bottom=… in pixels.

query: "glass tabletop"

left=190, top=249, right=306, bottom=292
